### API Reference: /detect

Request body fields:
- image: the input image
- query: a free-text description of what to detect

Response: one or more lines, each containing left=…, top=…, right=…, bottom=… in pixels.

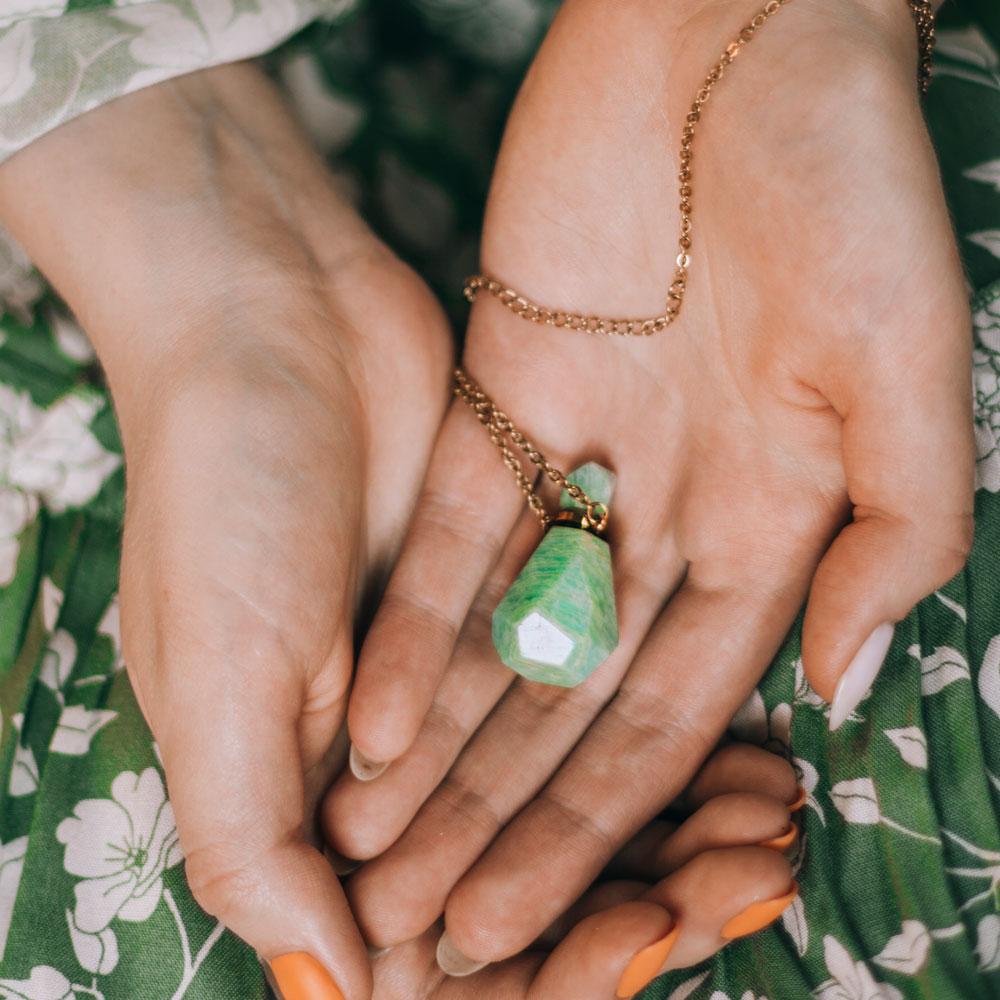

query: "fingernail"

left=720, top=882, right=799, bottom=940
left=787, top=785, right=807, bottom=812
left=828, top=622, right=894, bottom=732
left=759, top=824, right=798, bottom=851
left=615, top=921, right=681, bottom=998
left=436, top=930, right=490, bottom=977
left=270, top=953, right=345, bottom=1000
left=349, top=744, right=388, bottom=782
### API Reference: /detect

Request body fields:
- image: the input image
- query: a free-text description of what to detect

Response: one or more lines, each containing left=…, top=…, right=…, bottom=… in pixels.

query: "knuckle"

left=376, top=589, right=460, bottom=651
left=937, top=515, right=975, bottom=575
left=610, top=684, right=717, bottom=759
left=914, top=511, right=975, bottom=586
left=418, top=487, right=506, bottom=555
left=434, top=776, right=503, bottom=840
left=184, top=845, right=262, bottom=920
left=422, top=700, right=468, bottom=759
left=537, top=788, right=617, bottom=859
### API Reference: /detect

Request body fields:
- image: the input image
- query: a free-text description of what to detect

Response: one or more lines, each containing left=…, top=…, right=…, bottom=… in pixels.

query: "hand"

left=330, top=0, right=973, bottom=968
left=368, top=743, right=802, bottom=1000
left=0, top=64, right=451, bottom=999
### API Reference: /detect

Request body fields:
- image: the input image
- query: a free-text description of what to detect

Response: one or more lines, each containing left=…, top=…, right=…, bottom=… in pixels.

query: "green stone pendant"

left=492, top=463, right=619, bottom=687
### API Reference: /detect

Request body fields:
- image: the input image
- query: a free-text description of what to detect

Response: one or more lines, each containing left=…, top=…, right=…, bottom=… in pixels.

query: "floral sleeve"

left=0, top=0, right=356, bottom=164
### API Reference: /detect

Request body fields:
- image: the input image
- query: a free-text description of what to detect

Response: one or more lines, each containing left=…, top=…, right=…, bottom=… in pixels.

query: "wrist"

left=0, top=63, right=383, bottom=432
left=0, top=64, right=370, bottom=383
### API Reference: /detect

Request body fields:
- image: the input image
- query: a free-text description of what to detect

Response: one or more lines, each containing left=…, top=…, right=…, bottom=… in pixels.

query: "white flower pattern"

left=0, top=228, right=44, bottom=326
left=0, top=836, right=27, bottom=963
left=0, top=966, right=74, bottom=1000
left=0, top=21, right=38, bottom=109
left=974, top=292, right=1000, bottom=492
left=813, top=937, right=904, bottom=1000
left=0, top=1, right=998, bottom=998
left=56, top=768, right=182, bottom=935
left=0, top=387, right=120, bottom=585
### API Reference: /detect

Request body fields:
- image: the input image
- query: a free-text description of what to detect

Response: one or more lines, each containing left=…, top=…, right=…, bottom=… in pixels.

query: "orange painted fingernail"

left=721, top=882, right=799, bottom=940
left=787, top=786, right=807, bottom=812
left=270, top=953, right=345, bottom=1000
left=615, top=921, right=681, bottom=998
left=759, top=824, right=798, bottom=851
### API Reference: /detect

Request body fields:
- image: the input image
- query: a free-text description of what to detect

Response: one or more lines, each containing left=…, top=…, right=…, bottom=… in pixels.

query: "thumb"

left=154, top=638, right=370, bottom=1000
left=801, top=319, right=975, bottom=730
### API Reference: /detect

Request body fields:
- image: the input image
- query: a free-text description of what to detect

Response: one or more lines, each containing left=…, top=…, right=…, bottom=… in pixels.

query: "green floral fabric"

left=0, top=1, right=998, bottom=999
left=0, top=1, right=353, bottom=161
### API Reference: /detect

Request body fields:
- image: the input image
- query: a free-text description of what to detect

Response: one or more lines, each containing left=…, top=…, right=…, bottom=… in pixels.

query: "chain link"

left=453, top=368, right=609, bottom=532
left=457, top=0, right=935, bottom=524
left=464, top=0, right=935, bottom=336
left=464, top=0, right=794, bottom=337
left=908, top=0, right=936, bottom=96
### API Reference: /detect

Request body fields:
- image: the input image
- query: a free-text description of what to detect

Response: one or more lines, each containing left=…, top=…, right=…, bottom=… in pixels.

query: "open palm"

left=333, top=0, right=973, bottom=973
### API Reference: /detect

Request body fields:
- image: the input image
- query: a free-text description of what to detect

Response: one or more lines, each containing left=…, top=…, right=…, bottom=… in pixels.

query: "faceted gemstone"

left=492, top=463, right=619, bottom=686
left=559, top=461, right=617, bottom=513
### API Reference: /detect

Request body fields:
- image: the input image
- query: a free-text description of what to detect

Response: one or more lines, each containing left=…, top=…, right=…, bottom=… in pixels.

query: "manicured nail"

left=436, top=930, right=490, bottom=977
left=349, top=744, right=388, bottom=781
left=828, top=622, right=894, bottom=732
left=759, top=824, right=798, bottom=851
left=721, top=882, right=799, bottom=940
left=615, top=921, right=681, bottom=998
left=270, top=953, right=345, bottom=1000
left=787, top=786, right=807, bottom=812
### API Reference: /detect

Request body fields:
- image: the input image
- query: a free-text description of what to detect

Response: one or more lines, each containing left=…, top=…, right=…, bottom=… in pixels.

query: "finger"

left=444, top=846, right=795, bottom=998
left=324, top=513, right=540, bottom=860
left=540, top=847, right=795, bottom=995
left=375, top=902, right=678, bottom=1000
left=526, top=902, right=677, bottom=1000
left=347, top=399, right=526, bottom=772
left=535, top=881, right=649, bottom=949
left=640, top=846, right=796, bottom=971
left=608, top=791, right=794, bottom=881
left=681, top=742, right=799, bottom=811
left=151, top=632, right=369, bottom=1000
left=802, top=280, right=974, bottom=726
left=439, top=570, right=809, bottom=964
left=436, top=901, right=679, bottom=1000
left=608, top=743, right=800, bottom=884
left=345, top=534, right=681, bottom=945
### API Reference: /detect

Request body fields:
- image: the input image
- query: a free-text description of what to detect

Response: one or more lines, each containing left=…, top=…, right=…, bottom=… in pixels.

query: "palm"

left=336, top=0, right=971, bottom=970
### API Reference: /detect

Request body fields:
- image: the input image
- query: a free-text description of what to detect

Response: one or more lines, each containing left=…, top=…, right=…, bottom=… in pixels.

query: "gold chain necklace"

left=465, top=0, right=794, bottom=340
left=455, top=0, right=936, bottom=532
left=910, top=0, right=936, bottom=96
left=455, top=0, right=937, bottom=689
left=453, top=367, right=609, bottom=531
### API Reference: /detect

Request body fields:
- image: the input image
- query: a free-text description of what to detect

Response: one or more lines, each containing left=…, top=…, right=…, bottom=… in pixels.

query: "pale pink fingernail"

left=829, top=623, right=894, bottom=732
left=349, top=744, right=388, bottom=781
left=435, top=931, right=489, bottom=977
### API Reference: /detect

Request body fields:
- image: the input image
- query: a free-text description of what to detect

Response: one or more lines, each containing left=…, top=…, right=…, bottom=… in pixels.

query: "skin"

left=0, top=0, right=968, bottom=996
left=0, top=65, right=454, bottom=999
left=0, top=60, right=794, bottom=1000
left=366, top=743, right=801, bottom=1000
left=338, top=0, right=974, bottom=972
